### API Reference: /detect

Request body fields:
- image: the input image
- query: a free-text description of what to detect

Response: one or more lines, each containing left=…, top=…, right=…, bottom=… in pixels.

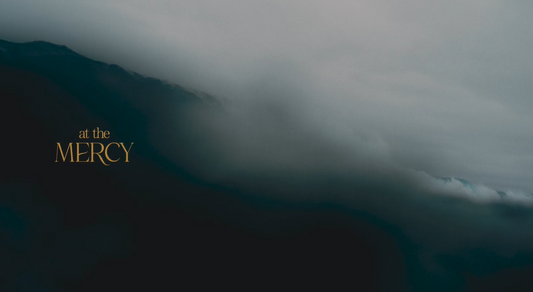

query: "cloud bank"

left=2, top=0, right=533, bottom=200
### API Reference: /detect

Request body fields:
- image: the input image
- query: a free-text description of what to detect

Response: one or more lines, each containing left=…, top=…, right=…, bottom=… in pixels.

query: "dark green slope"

left=0, top=40, right=397, bottom=292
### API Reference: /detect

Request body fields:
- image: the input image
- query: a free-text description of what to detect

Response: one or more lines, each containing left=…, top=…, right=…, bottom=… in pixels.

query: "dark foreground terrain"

left=2, top=39, right=533, bottom=291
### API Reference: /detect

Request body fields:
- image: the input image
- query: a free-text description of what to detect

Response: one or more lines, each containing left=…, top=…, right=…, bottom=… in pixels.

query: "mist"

left=5, top=1, right=533, bottom=290
left=3, top=0, right=533, bottom=195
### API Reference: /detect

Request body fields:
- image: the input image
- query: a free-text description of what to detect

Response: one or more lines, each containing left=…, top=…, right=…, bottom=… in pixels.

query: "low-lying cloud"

left=2, top=0, right=533, bottom=199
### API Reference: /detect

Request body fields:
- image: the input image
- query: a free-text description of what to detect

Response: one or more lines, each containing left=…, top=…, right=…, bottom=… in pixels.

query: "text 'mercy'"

left=55, top=127, right=134, bottom=166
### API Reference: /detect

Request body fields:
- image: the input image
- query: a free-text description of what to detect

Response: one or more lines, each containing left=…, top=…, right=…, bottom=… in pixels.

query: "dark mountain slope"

left=0, top=40, right=402, bottom=291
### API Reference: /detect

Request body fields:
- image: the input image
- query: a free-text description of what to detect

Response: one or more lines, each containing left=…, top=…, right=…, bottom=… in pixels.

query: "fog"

left=2, top=0, right=533, bottom=197
left=7, top=3, right=533, bottom=290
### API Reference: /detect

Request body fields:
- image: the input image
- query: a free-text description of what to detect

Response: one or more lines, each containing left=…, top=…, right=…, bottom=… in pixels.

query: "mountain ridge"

left=0, top=38, right=215, bottom=103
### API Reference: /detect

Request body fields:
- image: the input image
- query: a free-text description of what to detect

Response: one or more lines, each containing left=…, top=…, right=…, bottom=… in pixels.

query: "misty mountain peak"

left=0, top=38, right=218, bottom=106
left=0, top=39, right=80, bottom=58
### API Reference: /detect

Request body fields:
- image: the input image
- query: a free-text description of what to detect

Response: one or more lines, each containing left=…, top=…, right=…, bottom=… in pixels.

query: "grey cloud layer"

left=2, top=0, right=533, bottom=194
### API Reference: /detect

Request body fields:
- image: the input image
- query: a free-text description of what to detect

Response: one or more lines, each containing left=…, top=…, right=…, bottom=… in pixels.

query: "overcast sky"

left=2, top=0, right=533, bottom=195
